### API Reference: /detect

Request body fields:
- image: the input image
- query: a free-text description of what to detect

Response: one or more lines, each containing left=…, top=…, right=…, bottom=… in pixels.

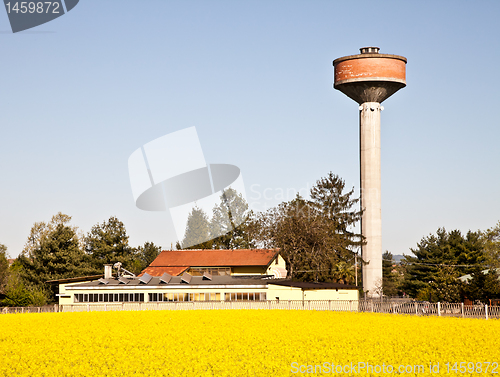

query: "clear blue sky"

left=1, top=0, right=499, bottom=258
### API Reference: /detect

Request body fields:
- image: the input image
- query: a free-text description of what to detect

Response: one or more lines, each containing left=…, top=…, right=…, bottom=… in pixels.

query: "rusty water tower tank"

left=333, top=46, right=406, bottom=104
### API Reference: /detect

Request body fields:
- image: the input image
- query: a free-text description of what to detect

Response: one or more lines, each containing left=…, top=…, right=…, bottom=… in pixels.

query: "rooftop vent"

left=98, top=278, right=109, bottom=285
left=360, top=46, right=379, bottom=54
left=160, top=272, right=172, bottom=284
left=202, top=272, right=212, bottom=281
left=139, top=273, right=153, bottom=284
left=118, top=277, right=129, bottom=285
left=181, top=272, right=192, bottom=284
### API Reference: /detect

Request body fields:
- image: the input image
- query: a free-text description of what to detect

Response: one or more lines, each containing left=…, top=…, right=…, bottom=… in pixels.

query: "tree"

left=1, top=261, right=47, bottom=307
left=180, top=206, right=213, bottom=249
left=382, top=251, right=399, bottom=297
left=427, top=266, right=464, bottom=302
left=258, top=195, right=330, bottom=281
left=402, top=228, right=484, bottom=300
left=482, top=221, right=500, bottom=270
left=85, top=216, right=134, bottom=273
left=0, top=244, right=9, bottom=300
left=257, top=173, right=363, bottom=282
left=309, top=172, right=364, bottom=259
left=17, top=213, right=89, bottom=302
left=332, top=261, right=355, bottom=285
left=210, top=188, right=256, bottom=249
left=464, top=267, right=500, bottom=304
left=132, top=242, right=162, bottom=274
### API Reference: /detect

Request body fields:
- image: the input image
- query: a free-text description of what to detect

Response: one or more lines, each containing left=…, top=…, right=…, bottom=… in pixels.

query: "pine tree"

left=382, top=251, right=399, bottom=296
left=18, top=213, right=89, bottom=302
left=464, top=267, right=500, bottom=304
left=85, top=216, right=134, bottom=272
left=309, top=172, right=364, bottom=261
left=0, top=244, right=9, bottom=300
left=210, top=188, right=255, bottom=249
left=181, top=206, right=213, bottom=249
left=402, top=228, right=484, bottom=300
left=482, top=221, right=500, bottom=269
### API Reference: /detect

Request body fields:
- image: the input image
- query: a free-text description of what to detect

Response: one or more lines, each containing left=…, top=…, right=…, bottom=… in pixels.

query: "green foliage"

left=0, top=244, right=9, bottom=297
left=382, top=251, right=400, bottom=297
left=332, top=261, right=355, bottom=285
left=482, top=221, right=500, bottom=270
left=177, top=188, right=256, bottom=250
left=1, top=264, right=48, bottom=307
left=210, top=188, right=255, bottom=249
left=464, top=267, right=500, bottom=304
left=18, top=213, right=89, bottom=301
left=260, top=195, right=331, bottom=281
left=427, top=266, right=464, bottom=302
left=181, top=206, right=213, bottom=249
left=310, top=172, right=362, bottom=238
left=85, top=216, right=134, bottom=273
left=258, top=173, right=363, bottom=282
left=132, top=242, right=162, bottom=274
left=402, top=228, right=484, bottom=301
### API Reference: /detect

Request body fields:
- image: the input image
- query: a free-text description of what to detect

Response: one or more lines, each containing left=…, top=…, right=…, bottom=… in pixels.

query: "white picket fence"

left=2, top=300, right=499, bottom=319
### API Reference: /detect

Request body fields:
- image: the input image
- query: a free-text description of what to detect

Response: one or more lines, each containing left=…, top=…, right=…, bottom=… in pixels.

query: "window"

left=224, top=292, right=265, bottom=301
left=151, top=293, right=190, bottom=302
left=208, top=293, right=220, bottom=301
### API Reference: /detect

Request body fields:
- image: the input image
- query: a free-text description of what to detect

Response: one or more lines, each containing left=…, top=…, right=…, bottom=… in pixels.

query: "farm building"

left=50, top=249, right=359, bottom=308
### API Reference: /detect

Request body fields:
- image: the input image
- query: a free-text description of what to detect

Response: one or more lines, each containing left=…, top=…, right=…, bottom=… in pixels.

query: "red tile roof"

left=149, top=249, right=278, bottom=269
left=139, top=266, right=188, bottom=277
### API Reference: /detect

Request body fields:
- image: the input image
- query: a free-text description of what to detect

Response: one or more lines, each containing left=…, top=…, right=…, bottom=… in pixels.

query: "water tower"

left=333, top=47, right=407, bottom=297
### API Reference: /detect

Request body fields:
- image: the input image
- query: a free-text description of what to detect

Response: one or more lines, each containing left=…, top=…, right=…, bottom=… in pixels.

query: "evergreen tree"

left=464, top=267, right=500, bottom=304
left=309, top=173, right=364, bottom=263
left=482, top=221, right=500, bottom=270
left=427, top=266, right=464, bottom=302
left=210, top=188, right=255, bottom=249
left=85, top=216, right=134, bottom=273
left=129, top=242, right=162, bottom=274
left=17, top=213, right=89, bottom=302
left=181, top=206, right=213, bottom=249
left=402, top=228, right=484, bottom=300
left=382, top=251, right=399, bottom=297
left=0, top=244, right=9, bottom=300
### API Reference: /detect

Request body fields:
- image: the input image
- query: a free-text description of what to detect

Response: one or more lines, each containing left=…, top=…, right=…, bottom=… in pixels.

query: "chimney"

left=104, top=264, right=113, bottom=279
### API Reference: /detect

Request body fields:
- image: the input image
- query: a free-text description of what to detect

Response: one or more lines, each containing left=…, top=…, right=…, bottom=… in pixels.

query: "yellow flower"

left=0, top=310, right=498, bottom=376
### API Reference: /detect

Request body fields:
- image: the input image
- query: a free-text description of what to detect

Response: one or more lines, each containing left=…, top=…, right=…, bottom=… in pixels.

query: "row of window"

left=225, top=292, right=266, bottom=301
left=188, top=267, right=232, bottom=276
left=74, top=293, right=144, bottom=303
left=148, top=292, right=267, bottom=302
left=73, top=292, right=267, bottom=303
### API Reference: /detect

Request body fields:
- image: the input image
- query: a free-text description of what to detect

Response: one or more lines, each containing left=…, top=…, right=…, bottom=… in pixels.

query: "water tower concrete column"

left=359, top=101, right=382, bottom=297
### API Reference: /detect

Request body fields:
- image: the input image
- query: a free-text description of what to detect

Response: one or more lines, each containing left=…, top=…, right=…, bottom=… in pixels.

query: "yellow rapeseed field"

left=0, top=310, right=498, bottom=376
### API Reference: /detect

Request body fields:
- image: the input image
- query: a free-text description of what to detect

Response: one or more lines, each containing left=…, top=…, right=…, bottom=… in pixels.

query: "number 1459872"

left=5, top=2, right=60, bottom=14
left=445, top=362, right=498, bottom=374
